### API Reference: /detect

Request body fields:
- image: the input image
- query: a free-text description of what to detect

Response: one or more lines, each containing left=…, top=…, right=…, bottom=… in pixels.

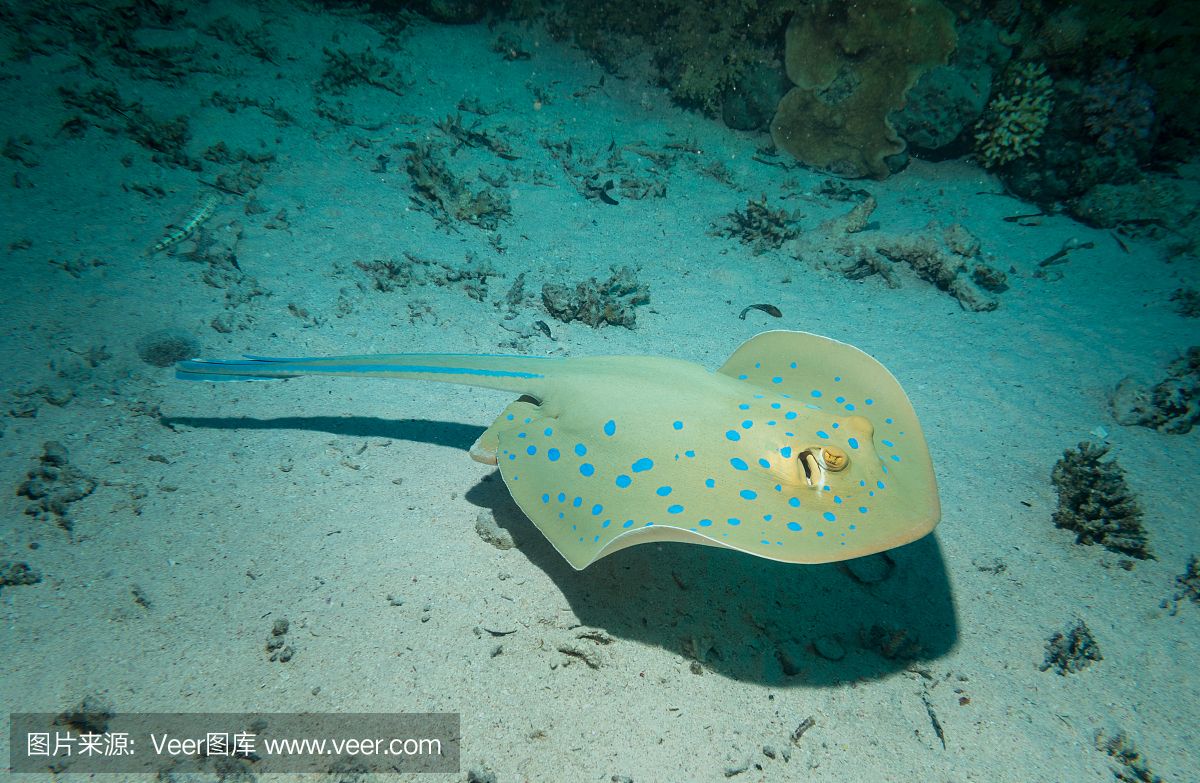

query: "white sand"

left=1, top=3, right=1197, bottom=781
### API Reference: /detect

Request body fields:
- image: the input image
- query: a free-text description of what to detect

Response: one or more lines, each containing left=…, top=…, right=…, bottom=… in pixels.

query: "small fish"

left=152, top=192, right=220, bottom=253
left=739, top=303, right=783, bottom=320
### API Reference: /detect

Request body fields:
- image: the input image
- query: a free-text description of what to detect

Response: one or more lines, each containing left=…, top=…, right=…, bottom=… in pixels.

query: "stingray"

left=176, top=330, right=939, bottom=569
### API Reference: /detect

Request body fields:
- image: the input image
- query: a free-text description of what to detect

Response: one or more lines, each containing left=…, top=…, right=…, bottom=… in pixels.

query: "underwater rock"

left=135, top=329, right=201, bottom=367
left=18, top=441, right=97, bottom=533
left=1039, top=620, right=1101, bottom=675
left=1095, top=731, right=1162, bottom=783
left=1163, top=555, right=1200, bottom=615
left=1111, top=347, right=1200, bottom=434
left=541, top=266, right=649, bottom=329
left=474, top=511, right=515, bottom=551
left=892, top=18, right=1011, bottom=156
left=770, top=0, right=956, bottom=179
left=1050, top=442, right=1151, bottom=559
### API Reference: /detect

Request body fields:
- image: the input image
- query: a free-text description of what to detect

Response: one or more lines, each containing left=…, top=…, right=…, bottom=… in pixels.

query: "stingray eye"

left=821, top=446, right=849, bottom=472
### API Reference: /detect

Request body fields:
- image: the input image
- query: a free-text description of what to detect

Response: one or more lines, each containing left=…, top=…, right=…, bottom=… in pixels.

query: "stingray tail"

left=175, top=353, right=559, bottom=396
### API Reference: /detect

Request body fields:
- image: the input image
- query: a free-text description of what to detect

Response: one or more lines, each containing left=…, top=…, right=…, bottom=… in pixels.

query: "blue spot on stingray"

left=847, top=437, right=859, bottom=449
left=885, top=417, right=894, bottom=424
left=592, top=504, right=603, bottom=516
left=685, top=450, right=696, bottom=458
left=579, top=463, right=595, bottom=477
left=740, top=489, right=757, bottom=500
left=758, top=458, right=770, bottom=469
left=673, top=420, right=683, bottom=430
left=667, top=504, right=684, bottom=514
left=787, top=522, right=802, bottom=531
left=602, top=519, right=611, bottom=528
left=656, top=486, right=673, bottom=497
left=632, top=457, right=653, bottom=472
left=738, top=403, right=750, bottom=410
left=891, top=455, right=901, bottom=462
left=557, top=492, right=566, bottom=502
left=575, top=443, right=587, bottom=456
left=790, top=362, right=797, bottom=369
left=785, top=411, right=797, bottom=420
left=727, top=518, right=742, bottom=526
left=811, top=390, right=822, bottom=398
left=541, top=493, right=550, bottom=503
left=517, top=432, right=527, bottom=438
left=622, top=520, right=634, bottom=528
left=816, top=531, right=824, bottom=537
left=845, top=404, right=855, bottom=411
left=730, top=458, right=748, bottom=471
left=770, top=402, right=781, bottom=409
left=506, top=413, right=514, bottom=420
left=615, top=474, right=631, bottom=488
left=508, top=454, right=515, bottom=460
left=726, top=430, right=741, bottom=441
left=573, top=497, right=582, bottom=508
left=780, top=446, right=793, bottom=458
left=823, top=512, right=836, bottom=522
left=699, top=519, right=713, bottom=527
left=834, top=376, right=842, bottom=382
left=835, top=397, right=845, bottom=404
left=604, top=419, right=616, bottom=436
left=788, top=497, right=800, bottom=508
left=816, top=430, right=829, bottom=439
left=865, top=399, right=874, bottom=405
left=738, top=374, right=748, bottom=380
left=547, top=448, right=560, bottom=461
left=772, top=377, right=782, bottom=384
left=526, top=445, right=537, bottom=455
left=544, top=427, right=554, bottom=436
left=834, top=496, right=843, bottom=504
left=705, top=478, right=715, bottom=488
left=524, top=417, right=532, bottom=424
left=882, top=439, right=894, bottom=447
left=858, top=506, right=868, bottom=513
left=877, top=480, right=886, bottom=489
left=849, top=524, right=857, bottom=530
left=754, top=362, right=761, bottom=368
left=832, top=422, right=840, bottom=429
left=742, top=420, right=753, bottom=429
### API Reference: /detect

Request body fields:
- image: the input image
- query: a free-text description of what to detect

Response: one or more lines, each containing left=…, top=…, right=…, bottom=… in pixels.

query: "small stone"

left=812, top=635, right=846, bottom=661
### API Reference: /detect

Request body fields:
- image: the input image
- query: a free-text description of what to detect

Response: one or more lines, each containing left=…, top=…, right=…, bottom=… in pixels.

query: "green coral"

left=974, top=61, right=1053, bottom=169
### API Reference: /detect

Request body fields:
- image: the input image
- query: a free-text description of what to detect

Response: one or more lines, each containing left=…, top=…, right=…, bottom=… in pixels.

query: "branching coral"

left=974, top=62, right=1053, bottom=168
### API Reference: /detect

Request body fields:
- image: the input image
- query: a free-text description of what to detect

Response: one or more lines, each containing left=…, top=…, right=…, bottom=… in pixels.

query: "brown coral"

left=770, top=0, right=956, bottom=179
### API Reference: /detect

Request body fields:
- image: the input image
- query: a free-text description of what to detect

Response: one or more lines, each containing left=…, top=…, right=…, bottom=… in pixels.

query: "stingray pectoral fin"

left=471, top=399, right=542, bottom=466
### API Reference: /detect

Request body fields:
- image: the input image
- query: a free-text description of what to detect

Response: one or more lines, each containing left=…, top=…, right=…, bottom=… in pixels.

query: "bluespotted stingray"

left=176, top=330, right=939, bottom=569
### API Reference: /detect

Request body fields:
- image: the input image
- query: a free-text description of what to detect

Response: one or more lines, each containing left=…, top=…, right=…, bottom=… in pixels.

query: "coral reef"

left=974, top=61, right=1053, bottom=169
left=1050, top=442, right=1151, bottom=560
left=770, top=0, right=955, bottom=179
left=712, top=196, right=801, bottom=255
left=801, top=197, right=1005, bottom=311
left=541, top=267, right=649, bottom=328
left=1110, top=347, right=1200, bottom=434
left=1039, top=620, right=1101, bottom=675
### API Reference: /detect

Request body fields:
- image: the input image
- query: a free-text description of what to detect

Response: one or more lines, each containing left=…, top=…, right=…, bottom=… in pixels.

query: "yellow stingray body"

left=177, top=331, right=940, bottom=569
